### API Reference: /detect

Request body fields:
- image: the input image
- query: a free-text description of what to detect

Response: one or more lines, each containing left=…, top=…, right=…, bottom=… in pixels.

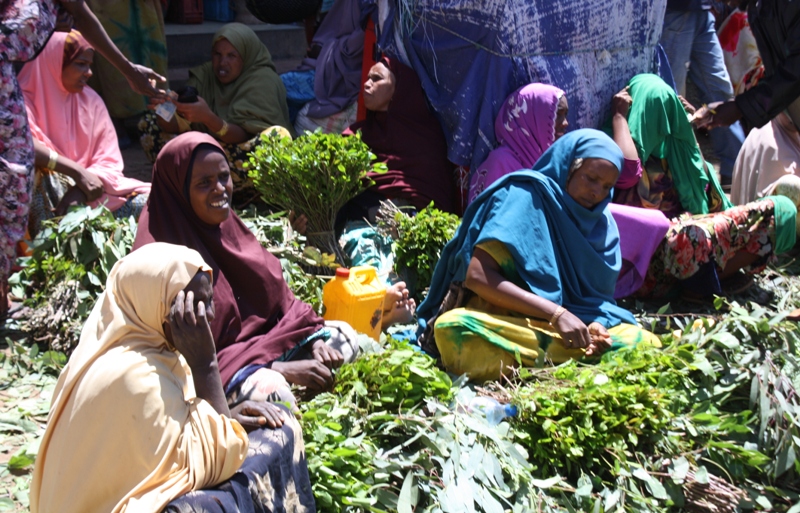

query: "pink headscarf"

left=17, top=30, right=150, bottom=211
left=468, top=83, right=564, bottom=202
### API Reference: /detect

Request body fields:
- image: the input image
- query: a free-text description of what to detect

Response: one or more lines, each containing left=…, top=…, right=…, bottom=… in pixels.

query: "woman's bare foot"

left=382, top=282, right=416, bottom=328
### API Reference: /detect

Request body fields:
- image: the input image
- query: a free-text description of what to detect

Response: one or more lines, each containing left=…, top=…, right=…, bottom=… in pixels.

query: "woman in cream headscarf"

left=140, top=22, right=293, bottom=200
left=30, top=243, right=315, bottom=513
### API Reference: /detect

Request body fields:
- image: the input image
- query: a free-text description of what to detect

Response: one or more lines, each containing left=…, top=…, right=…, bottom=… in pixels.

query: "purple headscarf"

left=468, top=83, right=564, bottom=202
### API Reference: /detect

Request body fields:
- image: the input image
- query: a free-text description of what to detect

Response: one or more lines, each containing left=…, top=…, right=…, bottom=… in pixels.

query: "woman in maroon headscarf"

left=337, top=56, right=458, bottom=228
left=134, top=132, right=358, bottom=406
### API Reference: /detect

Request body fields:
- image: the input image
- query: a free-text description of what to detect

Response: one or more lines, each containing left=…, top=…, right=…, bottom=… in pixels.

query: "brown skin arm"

left=175, top=97, right=250, bottom=144
left=61, top=1, right=164, bottom=97
left=610, top=89, right=639, bottom=161
left=464, top=247, right=609, bottom=354
left=33, top=139, right=103, bottom=201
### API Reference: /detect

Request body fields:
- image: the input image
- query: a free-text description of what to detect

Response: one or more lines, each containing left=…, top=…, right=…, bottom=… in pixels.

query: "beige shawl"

left=732, top=112, right=800, bottom=205
left=30, top=243, right=248, bottom=513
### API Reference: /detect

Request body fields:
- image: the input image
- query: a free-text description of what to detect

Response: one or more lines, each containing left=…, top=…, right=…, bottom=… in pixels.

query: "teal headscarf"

left=418, top=129, right=637, bottom=329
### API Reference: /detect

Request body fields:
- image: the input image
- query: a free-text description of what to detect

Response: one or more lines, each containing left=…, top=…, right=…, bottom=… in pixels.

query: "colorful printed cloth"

left=163, top=415, right=317, bottom=513
left=0, top=0, right=58, bottom=292
left=638, top=198, right=791, bottom=297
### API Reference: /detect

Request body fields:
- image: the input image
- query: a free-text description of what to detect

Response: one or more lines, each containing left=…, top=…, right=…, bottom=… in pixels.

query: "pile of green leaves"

left=9, top=206, right=137, bottom=353
left=247, top=130, right=386, bottom=264
left=391, top=203, right=460, bottom=301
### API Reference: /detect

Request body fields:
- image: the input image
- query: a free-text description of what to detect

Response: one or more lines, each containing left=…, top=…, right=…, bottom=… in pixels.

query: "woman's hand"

left=612, top=87, right=633, bottom=117
left=271, top=360, right=334, bottom=392
left=288, top=211, right=308, bottom=235
left=230, top=400, right=286, bottom=431
left=311, top=339, right=344, bottom=370
left=169, top=290, right=218, bottom=372
left=175, top=96, right=214, bottom=125
left=553, top=310, right=592, bottom=350
left=585, top=322, right=612, bottom=357
left=691, top=100, right=742, bottom=128
left=678, top=95, right=697, bottom=115
left=54, top=186, right=88, bottom=216
left=74, top=169, right=104, bottom=201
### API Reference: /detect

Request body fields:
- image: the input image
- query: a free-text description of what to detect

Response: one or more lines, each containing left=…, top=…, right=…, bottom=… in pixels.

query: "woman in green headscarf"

left=609, top=74, right=797, bottom=299
left=140, top=23, right=293, bottom=199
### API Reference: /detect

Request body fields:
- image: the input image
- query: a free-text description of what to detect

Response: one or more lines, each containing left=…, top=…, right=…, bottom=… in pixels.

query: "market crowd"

left=1, top=0, right=798, bottom=510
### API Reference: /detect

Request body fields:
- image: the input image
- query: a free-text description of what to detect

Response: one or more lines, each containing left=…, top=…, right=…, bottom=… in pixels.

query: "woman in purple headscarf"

left=468, top=83, right=671, bottom=298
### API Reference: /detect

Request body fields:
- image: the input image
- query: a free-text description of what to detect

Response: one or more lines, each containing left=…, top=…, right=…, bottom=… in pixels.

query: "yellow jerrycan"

left=323, top=266, right=386, bottom=340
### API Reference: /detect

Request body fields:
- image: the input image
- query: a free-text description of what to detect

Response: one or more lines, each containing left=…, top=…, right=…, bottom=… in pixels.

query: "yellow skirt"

left=433, top=307, right=661, bottom=382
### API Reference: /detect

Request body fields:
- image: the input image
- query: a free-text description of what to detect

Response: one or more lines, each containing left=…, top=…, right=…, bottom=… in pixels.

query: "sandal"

left=720, top=272, right=755, bottom=296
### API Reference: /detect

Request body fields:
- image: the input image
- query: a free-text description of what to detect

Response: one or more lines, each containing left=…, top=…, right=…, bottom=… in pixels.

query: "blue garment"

left=417, top=129, right=636, bottom=329
left=660, top=9, right=745, bottom=178
left=366, top=0, right=669, bottom=170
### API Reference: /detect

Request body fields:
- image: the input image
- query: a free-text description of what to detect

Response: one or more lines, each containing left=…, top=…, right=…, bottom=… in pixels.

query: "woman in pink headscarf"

left=467, top=83, right=671, bottom=298
left=18, top=30, right=150, bottom=233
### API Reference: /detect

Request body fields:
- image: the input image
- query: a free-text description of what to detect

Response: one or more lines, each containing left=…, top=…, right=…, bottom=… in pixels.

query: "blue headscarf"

left=418, top=129, right=636, bottom=328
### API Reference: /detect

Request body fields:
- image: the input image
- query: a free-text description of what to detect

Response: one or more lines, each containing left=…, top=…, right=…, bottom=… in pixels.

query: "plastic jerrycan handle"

left=352, top=266, right=377, bottom=284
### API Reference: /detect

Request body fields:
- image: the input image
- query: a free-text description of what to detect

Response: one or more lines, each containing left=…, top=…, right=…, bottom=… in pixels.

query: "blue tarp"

left=365, top=0, right=670, bottom=170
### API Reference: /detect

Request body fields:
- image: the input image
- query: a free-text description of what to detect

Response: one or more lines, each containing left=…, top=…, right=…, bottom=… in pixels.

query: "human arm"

left=169, top=290, right=230, bottom=417
left=609, top=88, right=644, bottom=190
left=175, top=97, right=251, bottom=144
left=270, top=359, right=335, bottom=392
left=32, top=139, right=103, bottom=201
left=464, top=247, right=610, bottom=354
left=60, top=1, right=165, bottom=97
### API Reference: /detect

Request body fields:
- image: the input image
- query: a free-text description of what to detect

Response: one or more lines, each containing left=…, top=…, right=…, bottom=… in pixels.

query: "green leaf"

left=397, top=471, right=417, bottom=513
left=694, top=466, right=709, bottom=485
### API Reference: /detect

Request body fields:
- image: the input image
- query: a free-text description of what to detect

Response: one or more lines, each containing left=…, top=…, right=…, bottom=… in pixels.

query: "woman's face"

left=189, top=148, right=233, bottom=226
left=61, top=48, right=94, bottom=94
left=554, top=95, right=569, bottom=140
left=212, top=38, right=244, bottom=85
left=163, top=271, right=215, bottom=344
left=566, top=158, right=619, bottom=209
left=363, top=62, right=396, bottom=112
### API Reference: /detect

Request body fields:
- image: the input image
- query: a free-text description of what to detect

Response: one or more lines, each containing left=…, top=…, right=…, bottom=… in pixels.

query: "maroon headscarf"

left=344, top=58, right=458, bottom=214
left=133, top=132, right=324, bottom=386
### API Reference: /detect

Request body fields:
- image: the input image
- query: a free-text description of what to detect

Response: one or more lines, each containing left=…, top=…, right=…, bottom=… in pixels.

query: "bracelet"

left=46, top=149, right=59, bottom=170
left=215, top=120, right=229, bottom=138
left=549, top=306, right=566, bottom=326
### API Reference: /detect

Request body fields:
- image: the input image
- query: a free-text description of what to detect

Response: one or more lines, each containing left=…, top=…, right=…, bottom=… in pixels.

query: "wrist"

left=187, top=356, right=220, bottom=375
left=550, top=306, right=567, bottom=326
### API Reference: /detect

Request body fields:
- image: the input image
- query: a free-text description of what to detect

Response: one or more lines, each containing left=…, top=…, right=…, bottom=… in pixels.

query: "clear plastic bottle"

left=468, top=397, right=518, bottom=426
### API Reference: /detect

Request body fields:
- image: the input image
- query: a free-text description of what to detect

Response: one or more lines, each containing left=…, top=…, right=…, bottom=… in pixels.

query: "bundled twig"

left=682, top=467, right=747, bottom=513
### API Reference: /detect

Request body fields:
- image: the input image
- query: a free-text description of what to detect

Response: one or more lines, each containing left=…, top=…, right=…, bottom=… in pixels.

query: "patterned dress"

left=0, top=0, right=60, bottom=293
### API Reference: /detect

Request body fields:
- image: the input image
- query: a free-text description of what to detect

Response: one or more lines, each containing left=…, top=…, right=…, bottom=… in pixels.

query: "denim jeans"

left=660, top=9, right=744, bottom=179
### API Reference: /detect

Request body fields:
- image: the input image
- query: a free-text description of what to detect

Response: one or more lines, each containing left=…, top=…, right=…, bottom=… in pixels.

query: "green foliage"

left=9, top=205, right=136, bottom=352
left=247, top=130, right=386, bottom=263
left=392, top=203, right=460, bottom=301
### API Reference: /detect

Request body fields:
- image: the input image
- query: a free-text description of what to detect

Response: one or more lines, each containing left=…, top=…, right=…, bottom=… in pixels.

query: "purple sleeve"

left=615, top=158, right=642, bottom=190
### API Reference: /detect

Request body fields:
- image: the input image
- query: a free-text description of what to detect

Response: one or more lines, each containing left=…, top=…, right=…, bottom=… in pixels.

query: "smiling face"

left=554, top=94, right=569, bottom=140
left=211, top=38, right=244, bottom=85
left=565, top=158, right=619, bottom=209
left=61, top=48, right=94, bottom=93
left=188, top=147, right=232, bottom=226
left=363, top=62, right=396, bottom=112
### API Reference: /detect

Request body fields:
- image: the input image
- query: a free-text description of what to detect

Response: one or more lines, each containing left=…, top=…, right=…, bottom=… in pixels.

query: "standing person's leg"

left=660, top=10, right=696, bottom=96
left=687, top=10, right=744, bottom=183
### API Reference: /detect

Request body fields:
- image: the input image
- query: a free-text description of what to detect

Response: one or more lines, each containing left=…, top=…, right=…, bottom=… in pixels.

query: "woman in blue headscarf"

left=417, top=129, right=660, bottom=382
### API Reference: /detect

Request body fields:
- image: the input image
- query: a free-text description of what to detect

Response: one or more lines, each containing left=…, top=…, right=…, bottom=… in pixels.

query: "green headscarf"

left=188, top=23, right=293, bottom=136
left=623, top=74, right=733, bottom=215
left=765, top=195, right=797, bottom=254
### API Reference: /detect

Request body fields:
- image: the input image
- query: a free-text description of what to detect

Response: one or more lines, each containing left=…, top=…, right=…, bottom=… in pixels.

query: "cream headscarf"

left=30, top=243, right=248, bottom=513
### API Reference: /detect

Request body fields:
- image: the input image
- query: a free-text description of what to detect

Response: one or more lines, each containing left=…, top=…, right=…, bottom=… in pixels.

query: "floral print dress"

left=0, top=0, right=61, bottom=295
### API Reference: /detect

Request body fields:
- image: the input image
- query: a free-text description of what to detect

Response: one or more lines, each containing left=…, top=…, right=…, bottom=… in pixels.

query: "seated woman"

left=17, top=30, right=150, bottom=233
left=417, top=130, right=660, bottom=383
left=468, top=83, right=671, bottom=298
left=134, top=132, right=358, bottom=406
left=610, top=74, right=797, bottom=298
left=30, top=243, right=314, bottom=513
left=140, top=23, right=293, bottom=199
left=337, top=56, right=459, bottom=230
left=731, top=112, right=800, bottom=205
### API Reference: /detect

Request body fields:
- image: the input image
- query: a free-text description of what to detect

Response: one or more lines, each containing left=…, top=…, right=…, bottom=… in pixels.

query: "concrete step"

left=165, top=21, right=307, bottom=70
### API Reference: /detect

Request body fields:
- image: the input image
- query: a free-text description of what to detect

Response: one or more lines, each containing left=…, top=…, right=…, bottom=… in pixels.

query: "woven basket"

left=244, top=0, right=319, bottom=24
